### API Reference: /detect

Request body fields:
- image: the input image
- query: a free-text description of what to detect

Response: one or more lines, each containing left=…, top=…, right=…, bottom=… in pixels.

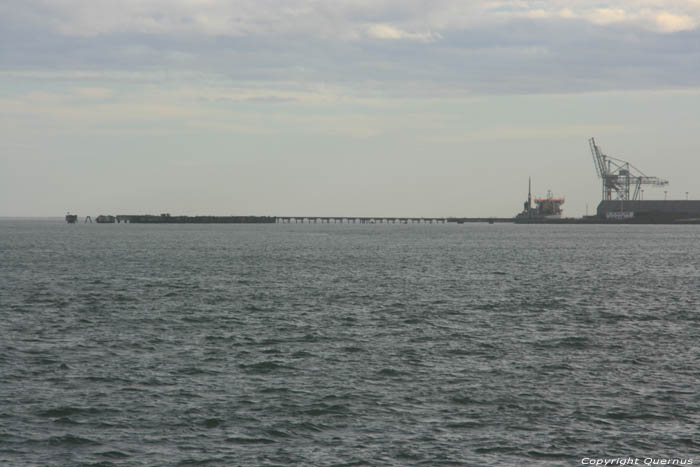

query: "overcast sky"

left=2, top=1, right=700, bottom=217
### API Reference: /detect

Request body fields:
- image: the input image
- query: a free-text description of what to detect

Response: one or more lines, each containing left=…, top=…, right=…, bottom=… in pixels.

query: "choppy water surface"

left=1, top=220, right=698, bottom=466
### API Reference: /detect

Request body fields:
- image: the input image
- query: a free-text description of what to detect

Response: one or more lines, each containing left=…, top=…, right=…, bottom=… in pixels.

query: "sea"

left=1, top=219, right=698, bottom=466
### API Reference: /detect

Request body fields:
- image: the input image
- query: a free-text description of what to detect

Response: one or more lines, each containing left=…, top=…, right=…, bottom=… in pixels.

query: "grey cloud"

left=1, top=4, right=699, bottom=96
left=5, top=1, right=700, bottom=37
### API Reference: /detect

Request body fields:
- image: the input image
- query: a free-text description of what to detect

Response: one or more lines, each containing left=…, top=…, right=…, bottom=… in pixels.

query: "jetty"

left=115, top=214, right=276, bottom=224
left=82, top=214, right=518, bottom=224
left=276, top=217, right=450, bottom=224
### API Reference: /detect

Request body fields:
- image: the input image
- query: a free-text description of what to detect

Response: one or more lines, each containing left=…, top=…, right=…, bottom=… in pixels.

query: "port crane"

left=589, top=137, right=668, bottom=201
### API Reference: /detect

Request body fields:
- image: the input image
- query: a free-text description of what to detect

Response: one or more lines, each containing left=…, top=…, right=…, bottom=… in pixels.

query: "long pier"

left=115, top=215, right=276, bottom=224
left=97, top=214, right=517, bottom=224
left=276, top=217, right=450, bottom=224
left=72, top=214, right=700, bottom=225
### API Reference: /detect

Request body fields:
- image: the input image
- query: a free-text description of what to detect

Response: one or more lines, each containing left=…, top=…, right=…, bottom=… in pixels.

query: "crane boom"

left=589, top=137, right=607, bottom=179
left=588, top=137, right=668, bottom=201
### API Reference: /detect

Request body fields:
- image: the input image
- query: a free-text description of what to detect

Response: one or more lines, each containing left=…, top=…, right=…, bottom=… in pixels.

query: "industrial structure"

left=591, top=137, right=700, bottom=222
left=515, top=177, right=565, bottom=221
left=589, top=137, right=668, bottom=201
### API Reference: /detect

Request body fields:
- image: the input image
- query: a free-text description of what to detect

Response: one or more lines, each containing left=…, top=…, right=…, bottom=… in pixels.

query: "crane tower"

left=589, top=137, right=668, bottom=201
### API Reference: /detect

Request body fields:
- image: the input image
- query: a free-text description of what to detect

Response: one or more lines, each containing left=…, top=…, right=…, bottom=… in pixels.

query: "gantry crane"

left=589, top=137, right=668, bottom=201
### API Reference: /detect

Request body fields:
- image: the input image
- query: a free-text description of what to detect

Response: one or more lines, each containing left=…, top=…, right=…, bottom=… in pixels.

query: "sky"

left=2, top=1, right=700, bottom=217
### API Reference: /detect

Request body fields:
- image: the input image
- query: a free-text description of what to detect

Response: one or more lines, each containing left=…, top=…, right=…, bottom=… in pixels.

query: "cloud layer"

left=5, top=1, right=700, bottom=36
left=1, top=1, right=700, bottom=96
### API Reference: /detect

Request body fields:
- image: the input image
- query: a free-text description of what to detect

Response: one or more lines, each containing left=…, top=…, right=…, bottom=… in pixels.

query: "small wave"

left=31, top=357, right=60, bottom=365
left=98, top=450, right=130, bottom=459
left=120, top=386, right=147, bottom=393
left=506, top=424, right=540, bottom=432
left=526, top=450, right=572, bottom=460
left=302, top=403, right=349, bottom=416
left=395, top=449, right=423, bottom=461
left=263, top=428, right=292, bottom=438
left=177, top=457, right=223, bottom=465
left=175, top=366, right=218, bottom=376
left=239, top=360, right=290, bottom=373
left=54, top=417, right=81, bottom=425
left=623, top=356, right=652, bottom=365
left=259, top=386, right=291, bottom=394
left=604, top=410, right=637, bottom=420
left=534, top=336, right=590, bottom=349
left=446, top=420, right=482, bottom=428
left=604, top=409, right=672, bottom=421
left=47, top=434, right=101, bottom=446
left=38, top=406, right=101, bottom=418
left=677, top=438, right=700, bottom=448
left=299, top=334, right=324, bottom=343
left=451, top=395, right=480, bottom=405
left=226, top=437, right=275, bottom=445
left=181, top=315, right=212, bottom=323
left=377, top=368, right=404, bottom=377
left=293, top=421, right=327, bottom=432
left=200, top=418, right=224, bottom=428
left=409, top=336, right=434, bottom=343
left=474, top=446, right=519, bottom=454
left=113, top=294, right=137, bottom=303
left=444, top=348, right=474, bottom=356
left=140, top=377, right=173, bottom=386
left=83, top=375, right=130, bottom=383
left=541, top=362, right=575, bottom=372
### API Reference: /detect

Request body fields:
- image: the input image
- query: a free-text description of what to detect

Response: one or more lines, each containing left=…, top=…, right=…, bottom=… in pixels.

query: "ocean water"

left=1, top=219, right=698, bottom=466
